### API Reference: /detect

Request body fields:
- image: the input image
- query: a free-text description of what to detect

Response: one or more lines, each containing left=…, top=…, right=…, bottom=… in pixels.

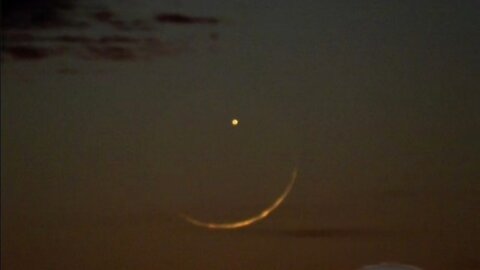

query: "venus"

left=180, top=167, right=298, bottom=229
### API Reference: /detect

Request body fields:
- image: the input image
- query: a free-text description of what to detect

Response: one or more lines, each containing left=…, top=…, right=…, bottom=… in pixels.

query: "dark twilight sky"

left=1, top=0, right=479, bottom=269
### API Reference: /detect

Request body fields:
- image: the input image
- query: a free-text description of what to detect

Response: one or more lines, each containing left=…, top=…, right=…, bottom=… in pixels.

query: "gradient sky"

left=2, top=0, right=479, bottom=269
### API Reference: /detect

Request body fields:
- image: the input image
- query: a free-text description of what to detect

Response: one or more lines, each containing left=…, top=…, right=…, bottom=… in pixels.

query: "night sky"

left=2, top=0, right=479, bottom=269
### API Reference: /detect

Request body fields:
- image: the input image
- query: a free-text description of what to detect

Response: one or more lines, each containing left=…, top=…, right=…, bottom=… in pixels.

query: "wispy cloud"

left=2, top=0, right=86, bottom=30
left=155, top=13, right=219, bottom=25
left=4, top=45, right=64, bottom=60
left=2, top=0, right=222, bottom=62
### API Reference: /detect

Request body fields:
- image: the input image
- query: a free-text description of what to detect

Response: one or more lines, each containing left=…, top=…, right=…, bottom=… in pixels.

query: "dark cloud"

left=5, top=33, right=140, bottom=45
left=90, top=9, right=153, bottom=31
left=155, top=13, right=219, bottom=25
left=4, top=45, right=63, bottom=60
left=2, top=4, right=222, bottom=61
left=2, top=0, right=86, bottom=30
left=54, top=35, right=95, bottom=43
left=2, top=34, right=183, bottom=61
left=51, top=35, right=138, bottom=44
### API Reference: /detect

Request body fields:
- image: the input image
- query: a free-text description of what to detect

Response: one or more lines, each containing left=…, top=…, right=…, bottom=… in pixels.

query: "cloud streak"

left=2, top=0, right=86, bottom=30
left=4, top=45, right=63, bottom=60
left=2, top=1, right=222, bottom=62
left=156, top=13, right=219, bottom=25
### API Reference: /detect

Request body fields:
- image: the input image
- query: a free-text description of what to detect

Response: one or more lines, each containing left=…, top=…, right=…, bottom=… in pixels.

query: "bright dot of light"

left=231, top=119, right=239, bottom=126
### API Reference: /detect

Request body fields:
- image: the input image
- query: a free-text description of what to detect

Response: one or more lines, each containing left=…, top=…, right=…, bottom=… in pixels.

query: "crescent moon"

left=180, top=167, right=298, bottom=229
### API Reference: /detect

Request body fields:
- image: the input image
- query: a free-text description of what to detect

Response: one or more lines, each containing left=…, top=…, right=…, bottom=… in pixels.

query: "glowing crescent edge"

left=179, top=167, right=298, bottom=229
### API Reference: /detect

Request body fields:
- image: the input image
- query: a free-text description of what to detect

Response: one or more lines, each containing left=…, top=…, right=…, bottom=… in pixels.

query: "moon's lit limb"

left=179, top=167, right=298, bottom=230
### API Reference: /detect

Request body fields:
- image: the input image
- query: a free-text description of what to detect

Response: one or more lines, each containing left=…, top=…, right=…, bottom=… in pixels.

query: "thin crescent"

left=179, top=167, right=298, bottom=229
